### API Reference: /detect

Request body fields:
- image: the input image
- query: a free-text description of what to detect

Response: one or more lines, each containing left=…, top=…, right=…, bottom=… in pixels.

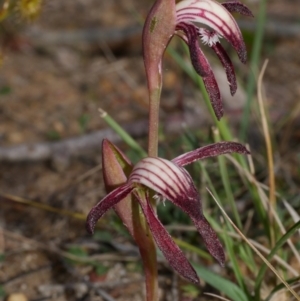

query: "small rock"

left=6, top=293, right=28, bottom=301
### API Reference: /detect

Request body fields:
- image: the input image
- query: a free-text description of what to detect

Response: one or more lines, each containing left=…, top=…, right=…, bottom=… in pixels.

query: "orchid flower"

left=86, top=139, right=249, bottom=284
left=143, top=0, right=253, bottom=121
left=175, top=0, right=253, bottom=119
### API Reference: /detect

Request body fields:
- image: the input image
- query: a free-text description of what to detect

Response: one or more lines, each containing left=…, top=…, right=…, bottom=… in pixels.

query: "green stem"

left=239, top=0, right=267, bottom=140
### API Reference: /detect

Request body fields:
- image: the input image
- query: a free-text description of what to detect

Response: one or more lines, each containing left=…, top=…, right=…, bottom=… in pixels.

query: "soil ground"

left=0, top=0, right=300, bottom=300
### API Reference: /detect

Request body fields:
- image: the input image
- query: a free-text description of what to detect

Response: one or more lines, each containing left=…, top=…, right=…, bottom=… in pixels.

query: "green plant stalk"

left=213, top=129, right=260, bottom=275
left=173, top=237, right=211, bottom=260
left=99, top=108, right=147, bottom=157
left=213, top=128, right=242, bottom=229
left=222, top=225, right=247, bottom=292
left=200, top=162, right=257, bottom=273
left=239, top=0, right=267, bottom=140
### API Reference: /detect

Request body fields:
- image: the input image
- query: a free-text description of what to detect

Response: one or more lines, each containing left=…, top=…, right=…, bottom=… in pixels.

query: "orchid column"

left=143, top=0, right=176, bottom=157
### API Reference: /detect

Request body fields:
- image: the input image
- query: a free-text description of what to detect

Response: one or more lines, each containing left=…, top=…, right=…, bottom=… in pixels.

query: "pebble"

left=7, top=293, right=28, bottom=301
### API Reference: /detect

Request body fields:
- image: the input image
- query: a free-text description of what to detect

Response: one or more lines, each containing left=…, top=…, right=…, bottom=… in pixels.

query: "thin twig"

left=203, top=292, right=231, bottom=301
left=0, top=111, right=209, bottom=162
left=257, top=59, right=276, bottom=246
left=96, top=289, right=117, bottom=301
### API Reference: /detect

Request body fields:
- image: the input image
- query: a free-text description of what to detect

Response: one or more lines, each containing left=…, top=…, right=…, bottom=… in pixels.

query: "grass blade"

left=254, top=220, right=300, bottom=299
left=193, top=263, right=248, bottom=301
left=240, top=0, right=267, bottom=140
left=208, top=188, right=300, bottom=301
left=265, top=276, right=300, bottom=301
left=99, top=108, right=146, bottom=157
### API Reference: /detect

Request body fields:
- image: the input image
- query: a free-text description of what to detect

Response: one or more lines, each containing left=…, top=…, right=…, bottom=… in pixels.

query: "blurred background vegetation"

left=0, top=0, right=300, bottom=300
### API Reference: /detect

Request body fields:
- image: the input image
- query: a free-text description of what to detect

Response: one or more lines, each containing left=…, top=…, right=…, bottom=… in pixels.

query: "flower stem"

left=132, top=197, right=159, bottom=301
left=148, top=88, right=161, bottom=157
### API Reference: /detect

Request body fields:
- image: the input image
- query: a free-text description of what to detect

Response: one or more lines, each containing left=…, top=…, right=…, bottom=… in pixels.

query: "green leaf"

left=193, top=263, right=248, bottom=301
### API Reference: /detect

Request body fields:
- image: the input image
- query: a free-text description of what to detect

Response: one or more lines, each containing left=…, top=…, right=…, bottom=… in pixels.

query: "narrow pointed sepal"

left=177, top=23, right=223, bottom=119
left=102, top=139, right=135, bottom=235
left=222, top=1, right=254, bottom=17
left=177, top=23, right=208, bottom=77
left=172, top=142, right=249, bottom=167
left=211, top=42, right=237, bottom=96
left=191, top=214, right=225, bottom=266
left=202, top=69, right=223, bottom=120
left=162, top=169, right=225, bottom=265
left=86, top=184, right=134, bottom=234
left=137, top=194, right=200, bottom=284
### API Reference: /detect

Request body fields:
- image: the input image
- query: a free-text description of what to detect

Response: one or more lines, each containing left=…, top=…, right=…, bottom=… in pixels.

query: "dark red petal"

left=137, top=194, right=199, bottom=284
left=177, top=23, right=223, bottom=120
left=202, top=69, right=223, bottom=120
left=167, top=169, right=225, bottom=266
left=191, top=214, right=225, bottom=266
left=86, top=184, right=133, bottom=234
left=176, top=23, right=208, bottom=77
left=172, top=141, right=249, bottom=167
left=212, top=42, right=237, bottom=96
left=222, top=1, right=254, bottom=17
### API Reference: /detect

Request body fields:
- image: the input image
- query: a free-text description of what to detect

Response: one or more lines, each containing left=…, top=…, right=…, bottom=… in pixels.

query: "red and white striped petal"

left=86, top=184, right=134, bottom=234
left=129, top=157, right=192, bottom=202
left=136, top=193, right=200, bottom=284
left=129, top=157, right=225, bottom=265
left=176, top=0, right=247, bottom=63
left=172, top=141, right=249, bottom=167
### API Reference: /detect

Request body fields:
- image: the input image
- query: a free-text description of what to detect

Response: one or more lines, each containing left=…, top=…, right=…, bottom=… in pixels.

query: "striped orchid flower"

left=175, top=0, right=253, bottom=119
left=143, top=0, right=253, bottom=120
left=86, top=139, right=249, bottom=284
